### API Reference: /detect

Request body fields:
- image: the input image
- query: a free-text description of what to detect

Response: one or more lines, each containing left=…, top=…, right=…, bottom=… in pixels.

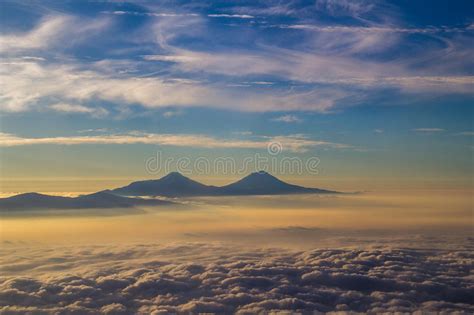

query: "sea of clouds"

left=1, top=235, right=473, bottom=314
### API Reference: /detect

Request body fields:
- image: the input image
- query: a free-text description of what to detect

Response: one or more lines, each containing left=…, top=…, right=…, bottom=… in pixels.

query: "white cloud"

left=0, top=15, right=109, bottom=54
left=142, top=54, right=199, bottom=63
left=0, top=16, right=69, bottom=53
left=50, top=103, right=108, bottom=117
left=454, top=131, right=474, bottom=136
left=208, top=14, right=254, bottom=19
left=250, top=81, right=274, bottom=85
left=77, top=128, right=109, bottom=134
left=142, top=48, right=474, bottom=93
left=374, top=129, right=384, bottom=133
left=0, top=59, right=347, bottom=113
left=271, top=114, right=302, bottom=123
left=101, top=11, right=199, bottom=17
left=413, top=128, right=445, bottom=133
left=0, top=132, right=349, bottom=152
left=279, top=24, right=471, bottom=34
left=142, top=11, right=474, bottom=94
left=314, top=0, right=376, bottom=18
left=162, top=110, right=183, bottom=118
left=232, top=131, right=253, bottom=136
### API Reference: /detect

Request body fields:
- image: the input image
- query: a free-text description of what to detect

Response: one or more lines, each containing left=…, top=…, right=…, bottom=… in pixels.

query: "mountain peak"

left=162, top=171, right=187, bottom=179
left=112, top=171, right=215, bottom=197
left=167, top=171, right=184, bottom=176
left=218, top=171, right=336, bottom=195
left=244, top=170, right=279, bottom=180
left=249, top=170, right=274, bottom=177
left=160, top=172, right=193, bottom=183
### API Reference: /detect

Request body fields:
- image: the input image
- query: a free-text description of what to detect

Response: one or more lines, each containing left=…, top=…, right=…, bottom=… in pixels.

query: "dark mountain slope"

left=112, top=172, right=218, bottom=197
left=217, top=171, right=337, bottom=195
left=0, top=191, right=173, bottom=211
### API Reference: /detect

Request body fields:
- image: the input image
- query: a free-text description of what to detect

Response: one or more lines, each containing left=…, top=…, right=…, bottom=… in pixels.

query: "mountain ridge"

left=112, top=171, right=219, bottom=197
left=0, top=171, right=340, bottom=211
left=112, top=171, right=338, bottom=197
left=0, top=191, right=173, bottom=211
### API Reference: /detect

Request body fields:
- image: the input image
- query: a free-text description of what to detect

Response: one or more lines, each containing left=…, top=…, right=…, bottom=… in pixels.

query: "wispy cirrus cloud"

left=0, top=1, right=473, bottom=117
left=0, top=15, right=69, bottom=53
left=142, top=12, right=474, bottom=94
left=0, top=15, right=109, bottom=54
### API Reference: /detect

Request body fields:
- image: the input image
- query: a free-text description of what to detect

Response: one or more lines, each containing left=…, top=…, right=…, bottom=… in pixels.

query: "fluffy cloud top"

left=0, top=241, right=472, bottom=314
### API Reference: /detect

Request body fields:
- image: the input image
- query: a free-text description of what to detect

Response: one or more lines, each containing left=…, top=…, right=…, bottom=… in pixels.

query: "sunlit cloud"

left=1, top=240, right=472, bottom=313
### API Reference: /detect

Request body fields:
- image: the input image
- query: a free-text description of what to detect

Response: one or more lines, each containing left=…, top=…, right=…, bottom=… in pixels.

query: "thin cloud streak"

left=208, top=14, right=254, bottom=19
left=50, top=103, right=108, bottom=117
left=454, top=131, right=474, bottom=136
left=278, top=24, right=473, bottom=34
left=0, top=132, right=351, bottom=152
left=413, top=128, right=445, bottom=132
left=101, top=11, right=199, bottom=17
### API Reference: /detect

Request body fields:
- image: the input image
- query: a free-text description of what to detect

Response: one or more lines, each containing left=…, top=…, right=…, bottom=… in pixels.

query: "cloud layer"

left=1, top=241, right=473, bottom=314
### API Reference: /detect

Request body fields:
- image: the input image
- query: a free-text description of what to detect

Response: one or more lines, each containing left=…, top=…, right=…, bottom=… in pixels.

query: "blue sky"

left=0, top=0, right=473, bottom=185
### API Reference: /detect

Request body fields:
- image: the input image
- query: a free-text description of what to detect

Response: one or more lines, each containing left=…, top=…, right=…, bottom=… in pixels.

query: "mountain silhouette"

left=0, top=191, right=173, bottom=211
left=0, top=172, right=339, bottom=211
left=112, top=172, right=218, bottom=197
left=112, top=171, right=338, bottom=197
left=217, top=171, right=335, bottom=195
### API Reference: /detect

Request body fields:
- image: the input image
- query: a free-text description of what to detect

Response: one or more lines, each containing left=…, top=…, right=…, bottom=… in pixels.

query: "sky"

left=0, top=0, right=473, bottom=189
